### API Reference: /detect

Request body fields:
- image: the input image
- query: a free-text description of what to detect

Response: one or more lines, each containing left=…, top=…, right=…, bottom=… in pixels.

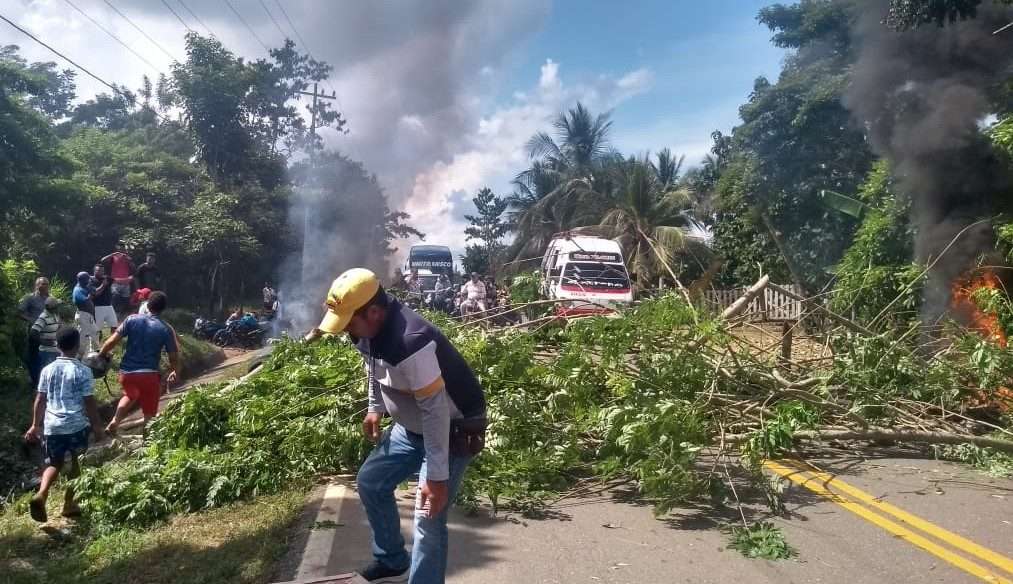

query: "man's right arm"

left=99, top=330, right=123, bottom=357
left=24, top=391, right=46, bottom=442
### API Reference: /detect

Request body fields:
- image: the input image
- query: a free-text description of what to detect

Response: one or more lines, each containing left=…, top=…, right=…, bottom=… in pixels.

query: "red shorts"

left=119, top=372, right=161, bottom=417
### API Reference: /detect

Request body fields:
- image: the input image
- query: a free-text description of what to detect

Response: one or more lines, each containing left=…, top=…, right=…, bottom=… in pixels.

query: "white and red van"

left=540, top=234, right=633, bottom=315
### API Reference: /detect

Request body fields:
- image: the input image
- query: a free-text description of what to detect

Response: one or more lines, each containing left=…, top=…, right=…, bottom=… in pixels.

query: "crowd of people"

left=17, top=242, right=179, bottom=523
left=16, top=241, right=163, bottom=386
left=401, top=270, right=510, bottom=318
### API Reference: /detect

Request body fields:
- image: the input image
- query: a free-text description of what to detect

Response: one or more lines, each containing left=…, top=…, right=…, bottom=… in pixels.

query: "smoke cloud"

left=842, top=1, right=1013, bottom=323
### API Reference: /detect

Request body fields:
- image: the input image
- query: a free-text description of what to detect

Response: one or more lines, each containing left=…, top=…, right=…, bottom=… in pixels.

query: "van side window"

left=549, top=251, right=561, bottom=278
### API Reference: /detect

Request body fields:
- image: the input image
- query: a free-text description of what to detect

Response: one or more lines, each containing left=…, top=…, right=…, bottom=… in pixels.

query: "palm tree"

left=506, top=103, right=614, bottom=263
left=525, top=102, right=613, bottom=175
left=652, top=148, right=684, bottom=190
left=570, top=157, right=712, bottom=285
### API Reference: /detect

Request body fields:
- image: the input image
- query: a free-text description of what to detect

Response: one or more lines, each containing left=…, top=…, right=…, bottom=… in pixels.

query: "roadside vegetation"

left=0, top=484, right=306, bottom=584
left=0, top=287, right=1002, bottom=570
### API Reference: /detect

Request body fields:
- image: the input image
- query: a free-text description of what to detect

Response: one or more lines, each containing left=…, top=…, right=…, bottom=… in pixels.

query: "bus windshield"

left=561, top=262, right=630, bottom=291
left=409, top=247, right=453, bottom=277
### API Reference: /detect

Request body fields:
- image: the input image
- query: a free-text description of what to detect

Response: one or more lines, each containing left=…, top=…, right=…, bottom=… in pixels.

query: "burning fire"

left=950, top=269, right=1012, bottom=412
left=950, top=269, right=1007, bottom=347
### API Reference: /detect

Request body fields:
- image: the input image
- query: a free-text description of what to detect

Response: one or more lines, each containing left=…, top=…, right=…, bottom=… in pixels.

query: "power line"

left=271, top=0, right=343, bottom=113
left=258, top=0, right=288, bottom=44
left=272, top=0, right=311, bottom=58
left=101, top=0, right=178, bottom=62
left=0, top=11, right=174, bottom=124
left=222, top=0, right=270, bottom=53
left=159, top=0, right=192, bottom=32
left=62, top=0, right=163, bottom=74
left=177, top=0, right=216, bottom=38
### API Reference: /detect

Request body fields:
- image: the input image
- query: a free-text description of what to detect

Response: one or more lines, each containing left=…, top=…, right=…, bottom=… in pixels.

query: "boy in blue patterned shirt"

left=23, top=328, right=105, bottom=523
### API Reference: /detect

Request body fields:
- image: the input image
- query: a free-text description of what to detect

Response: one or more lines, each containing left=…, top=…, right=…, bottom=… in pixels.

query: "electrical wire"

left=177, top=0, right=216, bottom=38
left=0, top=11, right=174, bottom=124
left=101, top=0, right=178, bottom=61
left=62, top=0, right=163, bottom=74
left=257, top=0, right=288, bottom=43
left=222, top=0, right=270, bottom=53
left=271, top=0, right=342, bottom=111
left=271, top=0, right=311, bottom=59
left=159, top=0, right=192, bottom=32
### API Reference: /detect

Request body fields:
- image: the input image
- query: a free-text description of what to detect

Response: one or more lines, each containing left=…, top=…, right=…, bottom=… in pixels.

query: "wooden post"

left=779, top=320, right=793, bottom=367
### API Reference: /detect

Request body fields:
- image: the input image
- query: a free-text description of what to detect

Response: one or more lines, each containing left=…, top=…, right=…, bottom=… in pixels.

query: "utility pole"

left=296, top=82, right=337, bottom=291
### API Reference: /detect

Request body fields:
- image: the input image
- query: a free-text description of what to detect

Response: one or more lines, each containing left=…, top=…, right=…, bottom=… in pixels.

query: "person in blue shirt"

left=99, top=290, right=179, bottom=434
left=23, top=327, right=104, bottom=523
left=73, top=271, right=100, bottom=356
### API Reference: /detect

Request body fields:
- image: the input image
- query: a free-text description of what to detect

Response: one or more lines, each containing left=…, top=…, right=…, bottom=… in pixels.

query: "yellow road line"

left=776, top=458, right=1013, bottom=576
left=764, top=460, right=1012, bottom=584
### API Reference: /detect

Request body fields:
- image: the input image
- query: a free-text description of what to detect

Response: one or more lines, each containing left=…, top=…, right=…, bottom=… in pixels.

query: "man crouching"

left=305, top=268, right=487, bottom=584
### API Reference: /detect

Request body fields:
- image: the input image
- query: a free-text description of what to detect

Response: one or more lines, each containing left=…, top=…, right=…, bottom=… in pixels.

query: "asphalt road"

left=282, top=447, right=1012, bottom=583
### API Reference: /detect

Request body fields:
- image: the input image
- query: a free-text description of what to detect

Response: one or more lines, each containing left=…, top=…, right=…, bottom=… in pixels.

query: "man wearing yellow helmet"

left=304, top=268, right=487, bottom=584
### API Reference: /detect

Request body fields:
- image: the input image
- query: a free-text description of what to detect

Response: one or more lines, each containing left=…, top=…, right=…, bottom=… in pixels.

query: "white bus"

left=540, top=234, right=633, bottom=315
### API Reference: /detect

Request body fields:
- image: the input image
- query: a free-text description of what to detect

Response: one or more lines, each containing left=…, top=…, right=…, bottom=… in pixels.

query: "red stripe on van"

left=560, top=285, right=631, bottom=295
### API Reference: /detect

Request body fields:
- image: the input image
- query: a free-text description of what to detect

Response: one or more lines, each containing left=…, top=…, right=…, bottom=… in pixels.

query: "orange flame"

left=949, top=269, right=1007, bottom=347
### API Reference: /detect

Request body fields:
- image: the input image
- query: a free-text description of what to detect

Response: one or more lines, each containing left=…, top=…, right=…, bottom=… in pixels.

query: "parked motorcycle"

left=212, top=316, right=267, bottom=349
left=193, top=317, right=224, bottom=342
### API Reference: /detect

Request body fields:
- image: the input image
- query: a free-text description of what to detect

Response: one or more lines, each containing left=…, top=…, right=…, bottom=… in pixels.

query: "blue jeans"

left=357, top=423, right=472, bottom=584
left=36, top=351, right=58, bottom=387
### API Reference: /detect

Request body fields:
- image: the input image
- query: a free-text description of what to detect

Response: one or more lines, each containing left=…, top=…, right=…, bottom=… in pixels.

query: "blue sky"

left=521, top=0, right=786, bottom=163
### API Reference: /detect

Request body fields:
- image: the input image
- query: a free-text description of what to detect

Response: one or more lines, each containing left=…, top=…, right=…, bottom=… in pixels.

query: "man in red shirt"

left=101, top=241, right=135, bottom=317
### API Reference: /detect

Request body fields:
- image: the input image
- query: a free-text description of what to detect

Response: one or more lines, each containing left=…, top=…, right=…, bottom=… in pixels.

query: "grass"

left=727, top=522, right=796, bottom=560
left=1, top=333, right=224, bottom=505
left=0, top=482, right=309, bottom=584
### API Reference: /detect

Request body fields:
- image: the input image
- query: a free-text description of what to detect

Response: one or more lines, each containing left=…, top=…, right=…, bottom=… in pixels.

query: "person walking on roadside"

left=30, top=297, right=63, bottom=384
left=99, top=291, right=179, bottom=434
left=73, top=272, right=100, bottom=356
left=304, top=269, right=487, bottom=584
left=135, top=252, right=161, bottom=291
left=101, top=240, right=135, bottom=317
left=91, top=264, right=116, bottom=339
left=18, top=277, right=50, bottom=388
left=23, top=328, right=104, bottom=523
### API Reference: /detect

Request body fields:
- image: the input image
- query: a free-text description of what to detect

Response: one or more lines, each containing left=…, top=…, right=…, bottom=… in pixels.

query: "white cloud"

left=539, top=58, right=560, bottom=91
left=403, top=60, right=656, bottom=259
left=616, top=67, right=654, bottom=98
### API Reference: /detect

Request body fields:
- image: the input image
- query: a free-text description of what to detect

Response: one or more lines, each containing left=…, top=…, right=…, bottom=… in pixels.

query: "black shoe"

left=358, top=561, right=409, bottom=583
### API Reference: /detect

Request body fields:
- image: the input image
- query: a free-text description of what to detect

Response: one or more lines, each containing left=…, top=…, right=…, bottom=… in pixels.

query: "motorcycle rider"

left=460, top=273, right=487, bottom=317
left=434, top=274, right=452, bottom=312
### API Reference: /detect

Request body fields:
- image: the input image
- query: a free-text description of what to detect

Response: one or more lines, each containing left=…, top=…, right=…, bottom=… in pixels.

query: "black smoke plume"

left=843, top=0, right=1013, bottom=324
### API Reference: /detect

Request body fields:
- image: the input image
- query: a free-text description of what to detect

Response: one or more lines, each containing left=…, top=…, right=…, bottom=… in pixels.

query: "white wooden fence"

left=702, top=284, right=804, bottom=321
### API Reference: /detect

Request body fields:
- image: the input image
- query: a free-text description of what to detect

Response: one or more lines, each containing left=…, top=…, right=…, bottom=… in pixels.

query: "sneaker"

left=358, top=561, right=409, bottom=583
left=29, top=495, right=47, bottom=523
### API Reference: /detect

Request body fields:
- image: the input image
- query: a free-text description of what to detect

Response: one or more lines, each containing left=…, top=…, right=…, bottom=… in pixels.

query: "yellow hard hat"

left=317, top=268, right=381, bottom=334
